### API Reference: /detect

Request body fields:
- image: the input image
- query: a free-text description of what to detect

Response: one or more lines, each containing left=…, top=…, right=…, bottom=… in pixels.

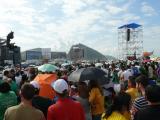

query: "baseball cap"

left=30, top=81, right=40, bottom=89
left=51, top=79, right=68, bottom=94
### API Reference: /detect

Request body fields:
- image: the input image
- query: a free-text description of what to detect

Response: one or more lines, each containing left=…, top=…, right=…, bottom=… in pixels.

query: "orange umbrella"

left=34, top=73, right=57, bottom=99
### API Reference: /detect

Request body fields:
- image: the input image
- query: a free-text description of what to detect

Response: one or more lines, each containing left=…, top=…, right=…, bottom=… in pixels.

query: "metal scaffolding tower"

left=118, top=23, right=143, bottom=60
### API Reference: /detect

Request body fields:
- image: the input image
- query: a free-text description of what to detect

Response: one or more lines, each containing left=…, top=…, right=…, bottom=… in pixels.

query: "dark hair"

left=0, top=82, right=11, bottom=93
left=3, top=70, right=9, bottom=76
left=22, top=74, right=28, bottom=81
left=136, top=75, right=149, bottom=88
left=129, top=76, right=136, bottom=87
left=104, top=92, right=131, bottom=119
left=145, top=85, right=160, bottom=103
left=20, top=71, right=24, bottom=75
left=78, top=81, right=89, bottom=98
left=56, top=89, right=68, bottom=98
left=127, top=65, right=131, bottom=69
left=34, top=88, right=40, bottom=95
left=20, top=74, right=28, bottom=88
left=10, top=69, right=15, bottom=73
left=21, top=83, right=35, bottom=100
left=89, top=80, right=103, bottom=95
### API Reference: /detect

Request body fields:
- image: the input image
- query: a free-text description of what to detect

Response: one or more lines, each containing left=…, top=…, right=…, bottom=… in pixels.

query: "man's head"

left=136, top=75, right=149, bottom=91
left=0, top=82, right=11, bottom=93
left=3, top=70, right=9, bottom=77
left=20, top=83, right=35, bottom=101
left=145, top=85, right=160, bottom=104
left=128, top=76, right=136, bottom=88
left=51, top=79, right=69, bottom=98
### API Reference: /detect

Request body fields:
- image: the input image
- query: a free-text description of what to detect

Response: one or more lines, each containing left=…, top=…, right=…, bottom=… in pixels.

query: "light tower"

left=118, top=23, right=143, bottom=60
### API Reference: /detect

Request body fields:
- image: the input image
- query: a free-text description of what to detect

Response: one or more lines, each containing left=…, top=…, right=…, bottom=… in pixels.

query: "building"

left=21, top=48, right=67, bottom=64
left=21, top=50, right=42, bottom=61
left=30, top=48, right=51, bottom=60
left=68, top=43, right=107, bottom=62
left=51, top=52, right=67, bottom=60
left=41, top=48, right=51, bottom=60
left=21, top=48, right=51, bottom=60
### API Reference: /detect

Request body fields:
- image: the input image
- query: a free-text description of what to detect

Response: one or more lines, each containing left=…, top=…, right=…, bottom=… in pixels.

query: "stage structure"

left=0, top=32, right=21, bottom=66
left=118, top=23, right=143, bottom=60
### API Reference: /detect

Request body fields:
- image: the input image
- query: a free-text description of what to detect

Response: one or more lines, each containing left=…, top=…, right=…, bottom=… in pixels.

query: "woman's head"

left=78, top=81, right=89, bottom=98
left=113, top=92, right=131, bottom=111
left=88, top=79, right=99, bottom=89
left=104, top=92, right=131, bottom=118
left=88, top=80, right=103, bottom=95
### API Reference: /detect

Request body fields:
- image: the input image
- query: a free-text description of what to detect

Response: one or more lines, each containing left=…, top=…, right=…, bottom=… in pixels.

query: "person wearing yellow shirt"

left=126, top=76, right=139, bottom=101
left=102, top=92, right=131, bottom=120
left=88, top=80, right=105, bottom=120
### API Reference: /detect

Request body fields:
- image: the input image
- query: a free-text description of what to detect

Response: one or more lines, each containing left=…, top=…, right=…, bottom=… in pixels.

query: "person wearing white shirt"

left=121, top=66, right=132, bottom=90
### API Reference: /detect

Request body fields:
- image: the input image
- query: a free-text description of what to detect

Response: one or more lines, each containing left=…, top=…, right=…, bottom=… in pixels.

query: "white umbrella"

left=95, top=63, right=103, bottom=67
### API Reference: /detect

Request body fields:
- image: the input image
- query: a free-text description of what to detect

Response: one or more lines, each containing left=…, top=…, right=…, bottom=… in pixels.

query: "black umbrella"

left=68, top=67, right=109, bottom=85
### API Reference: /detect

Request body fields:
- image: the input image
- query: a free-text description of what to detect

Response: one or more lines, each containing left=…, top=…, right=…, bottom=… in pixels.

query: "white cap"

left=30, top=81, right=40, bottom=89
left=51, top=79, right=68, bottom=94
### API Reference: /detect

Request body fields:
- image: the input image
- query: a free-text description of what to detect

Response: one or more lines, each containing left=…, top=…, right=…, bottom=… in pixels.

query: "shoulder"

left=126, top=88, right=131, bottom=93
left=134, top=96, right=147, bottom=103
left=134, top=97, right=148, bottom=109
left=104, top=112, right=127, bottom=120
left=28, top=106, right=45, bottom=118
left=31, top=108, right=45, bottom=119
left=5, top=105, right=19, bottom=113
left=48, top=104, right=56, bottom=111
left=68, top=99, right=84, bottom=110
left=34, top=108, right=44, bottom=115
left=48, top=101, right=61, bottom=112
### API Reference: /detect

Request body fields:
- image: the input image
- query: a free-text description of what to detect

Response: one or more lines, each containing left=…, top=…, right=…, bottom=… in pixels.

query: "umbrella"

left=38, top=64, right=59, bottom=72
left=34, top=73, right=57, bottom=99
left=95, top=63, right=103, bottom=67
left=61, top=63, right=71, bottom=67
left=68, top=67, right=109, bottom=85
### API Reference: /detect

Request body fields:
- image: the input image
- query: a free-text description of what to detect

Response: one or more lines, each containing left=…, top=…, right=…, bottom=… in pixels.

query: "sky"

left=0, top=0, right=160, bottom=57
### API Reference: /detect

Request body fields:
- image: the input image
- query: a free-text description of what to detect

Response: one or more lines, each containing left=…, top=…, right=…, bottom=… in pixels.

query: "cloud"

left=62, top=0, right=86, bottom=16
left=141, top=2, right=157, bottom=16
left=0, top=0, right=159, bottom=57
left=106, top=5, right=124, bottom=15
left=105, top=0, right=134, bottom=15
left=44, top=0, right=63, bottom=6
left=122, top=13, right=141, bottom=23
left=143, top=25, right=160, bottom=56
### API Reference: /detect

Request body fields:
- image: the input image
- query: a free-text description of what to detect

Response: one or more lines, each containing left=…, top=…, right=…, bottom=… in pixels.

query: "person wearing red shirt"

left=47, top=79, right=85, bottom=120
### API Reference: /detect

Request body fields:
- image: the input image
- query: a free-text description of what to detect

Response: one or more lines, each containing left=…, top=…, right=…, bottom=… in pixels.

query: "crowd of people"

left=0, top=60, right=160, bottom=120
